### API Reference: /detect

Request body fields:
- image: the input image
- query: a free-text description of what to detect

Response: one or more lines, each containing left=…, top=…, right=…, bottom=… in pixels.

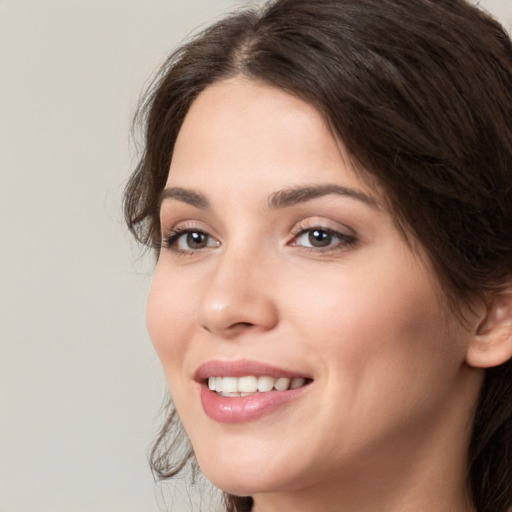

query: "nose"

left=197, top=249, right=279, bottom=338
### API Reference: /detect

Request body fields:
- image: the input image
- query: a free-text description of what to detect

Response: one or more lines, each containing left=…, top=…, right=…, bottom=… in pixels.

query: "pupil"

left=187, top=232, right=207, bottom=248
left=309, top=230, right=331, bottom=247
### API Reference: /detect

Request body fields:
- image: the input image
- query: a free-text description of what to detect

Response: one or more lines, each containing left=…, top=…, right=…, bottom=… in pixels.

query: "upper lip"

left=194, top=359, right=312, bottom=381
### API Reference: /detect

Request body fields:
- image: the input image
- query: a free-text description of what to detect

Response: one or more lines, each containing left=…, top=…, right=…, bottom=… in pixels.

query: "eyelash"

left=161, top=227, right=217, bottom=254
left=289, top=224, right=357, bottom=252
left=160, top=224, right=357, bottom=255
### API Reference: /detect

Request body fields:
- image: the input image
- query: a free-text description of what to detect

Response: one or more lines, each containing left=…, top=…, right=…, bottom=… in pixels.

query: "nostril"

left=200, top=321, right=253, bottom=335
left=234, top=322, right=253, bottom=328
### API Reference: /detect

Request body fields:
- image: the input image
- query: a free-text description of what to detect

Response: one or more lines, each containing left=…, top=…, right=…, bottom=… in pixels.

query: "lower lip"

left=199, top=384, right=310, bottom=423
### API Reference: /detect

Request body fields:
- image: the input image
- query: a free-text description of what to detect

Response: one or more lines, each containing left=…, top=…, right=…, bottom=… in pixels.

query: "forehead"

left=167, top=77, right=379, bottom=202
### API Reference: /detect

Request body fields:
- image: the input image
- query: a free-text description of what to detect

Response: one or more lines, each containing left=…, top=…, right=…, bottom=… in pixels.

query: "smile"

left=208, top=375, right=307, bottom=396
left=195, top=361, right=312, bottom=423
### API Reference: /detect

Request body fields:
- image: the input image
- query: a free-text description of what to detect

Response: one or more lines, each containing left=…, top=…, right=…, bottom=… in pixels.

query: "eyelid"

left=161, top=219, right=213, bottom=239
left=162, top=229, right=219, bottom=253
left=288, top=219, right=357, bottom=251
left=159, top=218, right=357, bottom=254
left=160, top=221, right=220, bottom=253
left=289, top=217, right=355, bottom=238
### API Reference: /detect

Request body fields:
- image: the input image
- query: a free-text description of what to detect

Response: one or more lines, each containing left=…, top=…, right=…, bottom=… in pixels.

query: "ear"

left=466, top=284, right=512, bottom=369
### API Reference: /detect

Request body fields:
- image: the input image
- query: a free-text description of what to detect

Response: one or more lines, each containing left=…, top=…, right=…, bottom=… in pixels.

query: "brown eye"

left=162, top=228, right=220, bottom=252
left=292, top=226, right=356, bottom=251
left=186, top=231, right=208, bottom=249
left=308, top=229, right=333, bottom=247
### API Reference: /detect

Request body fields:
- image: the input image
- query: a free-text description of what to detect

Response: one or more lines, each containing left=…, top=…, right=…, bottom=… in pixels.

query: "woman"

left=124, top=0, right=512, bottom=510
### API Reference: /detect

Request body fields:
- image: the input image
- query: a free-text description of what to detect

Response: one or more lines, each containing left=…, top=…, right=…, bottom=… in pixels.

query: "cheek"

left=287, top=249, right=465, bottom=418
left=146, top=267, right=196, bottom=375
left=287, top=250, right=438, bottom=349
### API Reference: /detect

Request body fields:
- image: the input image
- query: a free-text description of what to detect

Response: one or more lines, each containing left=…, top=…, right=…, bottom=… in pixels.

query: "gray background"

left=1, top=1, right=511, bottom=511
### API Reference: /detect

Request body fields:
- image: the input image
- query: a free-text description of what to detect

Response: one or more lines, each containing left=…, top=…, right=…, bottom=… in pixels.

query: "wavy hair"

left=124, top=1, right=512, bottom=510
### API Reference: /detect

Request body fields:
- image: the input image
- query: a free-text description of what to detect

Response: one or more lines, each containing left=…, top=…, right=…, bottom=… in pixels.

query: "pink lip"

left=195, top=360, right=312, bottom=424
left=194, top=359, right=311, bottom=380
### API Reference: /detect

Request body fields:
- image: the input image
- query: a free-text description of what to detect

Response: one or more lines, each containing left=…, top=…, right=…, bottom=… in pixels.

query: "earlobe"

left=466, top=286, right=512, bottom=369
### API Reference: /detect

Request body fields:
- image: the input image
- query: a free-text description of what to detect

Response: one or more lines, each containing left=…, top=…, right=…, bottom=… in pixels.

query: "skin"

left=147, top=77, right=485, bottom=511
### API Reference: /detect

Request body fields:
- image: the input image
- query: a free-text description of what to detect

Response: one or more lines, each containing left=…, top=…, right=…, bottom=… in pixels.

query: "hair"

left=124, top=0, right=512, bottom=511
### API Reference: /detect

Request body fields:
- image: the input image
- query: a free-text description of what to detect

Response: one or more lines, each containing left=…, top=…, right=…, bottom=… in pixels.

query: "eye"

left=291, top=227, right=356, bottom=250
left=301, top=229, right=335, bottom=248
left=162, top=229, right=220, bottom=252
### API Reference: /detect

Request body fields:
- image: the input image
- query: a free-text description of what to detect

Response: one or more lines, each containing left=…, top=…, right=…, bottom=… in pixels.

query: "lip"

left=195, top=360, right=312, bottom=424
left=194, top=359, right=311, bottom=380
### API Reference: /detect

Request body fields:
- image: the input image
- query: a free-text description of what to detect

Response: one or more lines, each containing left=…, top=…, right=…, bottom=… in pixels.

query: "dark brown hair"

left=124, top=1, right=512, bottom=511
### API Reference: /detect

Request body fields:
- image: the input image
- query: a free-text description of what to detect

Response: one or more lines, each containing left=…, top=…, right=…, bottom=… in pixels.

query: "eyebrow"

left=159, top=187, right=210, bottom=210
left=158, top=183, right=378, bottom=211
left=267, top=184, right=379, bottom=209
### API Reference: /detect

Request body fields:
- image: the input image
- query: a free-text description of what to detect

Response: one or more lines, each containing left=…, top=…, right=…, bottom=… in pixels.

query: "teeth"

left=207, top=376, right=308, bottom=394
left=257, top=376, right=274, bottom=392
left=222, top=377, right=238, bottom=393
left=274, top=377, right=291, bottom=391
left=290, top=377, right=305, bottom=389
left=238, top=376, right=258, bottom=392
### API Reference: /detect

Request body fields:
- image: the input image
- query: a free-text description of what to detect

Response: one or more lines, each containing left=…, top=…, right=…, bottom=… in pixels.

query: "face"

left=147, top=78, right=479, bottom=500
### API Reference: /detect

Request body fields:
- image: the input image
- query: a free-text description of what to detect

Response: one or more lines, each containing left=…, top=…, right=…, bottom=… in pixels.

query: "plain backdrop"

left=1, top=1, right=511, bottom=511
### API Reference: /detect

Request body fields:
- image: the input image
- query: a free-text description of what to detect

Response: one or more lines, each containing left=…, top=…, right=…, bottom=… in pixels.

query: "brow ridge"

left=159, top=183, right=377, bottom=212
left=267, top=184, right=378, bottom=209
left=159, top=187, right=209, bottom=210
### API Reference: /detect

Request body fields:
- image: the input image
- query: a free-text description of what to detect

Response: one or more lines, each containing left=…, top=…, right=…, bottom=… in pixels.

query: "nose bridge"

left=197, top=238, right=278, bottom=337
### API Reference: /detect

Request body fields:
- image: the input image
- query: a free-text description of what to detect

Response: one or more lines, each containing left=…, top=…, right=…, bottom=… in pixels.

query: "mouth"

left=195, top=360, right=313, bottom=423
left=206, top=375, right=310, bottom=397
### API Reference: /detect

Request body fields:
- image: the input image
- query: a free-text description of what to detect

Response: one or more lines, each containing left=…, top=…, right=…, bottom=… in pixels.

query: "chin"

left=196, top=453, right=293, bottom=496
left=200, top=467, right=267, bottom=496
